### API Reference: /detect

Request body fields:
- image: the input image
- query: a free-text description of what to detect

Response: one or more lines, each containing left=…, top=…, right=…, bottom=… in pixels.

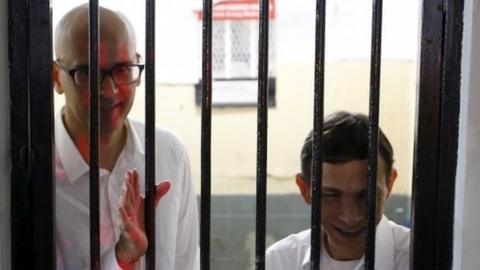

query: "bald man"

left=53, top=4, right=199, bottom=270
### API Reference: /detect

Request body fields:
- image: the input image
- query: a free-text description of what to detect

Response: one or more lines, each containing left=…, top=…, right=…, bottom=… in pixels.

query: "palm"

left=117, top=169, right=170, bottom=265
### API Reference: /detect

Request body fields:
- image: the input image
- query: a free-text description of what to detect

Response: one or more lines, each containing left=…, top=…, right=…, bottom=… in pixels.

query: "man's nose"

left=338, top=199, right=364, bottom=226
left=99, top=73, right=118, bottom=97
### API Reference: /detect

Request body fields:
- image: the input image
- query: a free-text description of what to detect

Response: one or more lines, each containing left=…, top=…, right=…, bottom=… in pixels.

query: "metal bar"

left=88, top=1, right=101, bottom=269
left=145, top=0, right=156, bottom=268
left=28, top=0, right=55, bottom=268
left=9, top=0, right=33, bottom=268
left=255, top=0, right=269, bottom=269
left=310, top=0, right=326, bottom=269
left=200, top=0, right=213, bottom=269
left=365, top=0, right=383, bottom=269
left=434, top=0, right=463, bottom=269
left=411, top=0, right=445, bottom=268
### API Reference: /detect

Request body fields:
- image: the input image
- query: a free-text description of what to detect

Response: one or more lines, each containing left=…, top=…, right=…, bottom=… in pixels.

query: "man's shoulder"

left=267, top=229, right=310, bottom=255
left=266, top=230, right=310, bottom=270
left=384, top=218, right=410, bottom=269
left=387, top=219, right=410, bottom=250
left=128, top=118, right=187, bottom=150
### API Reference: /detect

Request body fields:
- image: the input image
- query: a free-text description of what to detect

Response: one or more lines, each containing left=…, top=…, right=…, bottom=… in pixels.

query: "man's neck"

left=323, top=234, right=363, bottom=261
left=62, top=111, right=127, bottom=171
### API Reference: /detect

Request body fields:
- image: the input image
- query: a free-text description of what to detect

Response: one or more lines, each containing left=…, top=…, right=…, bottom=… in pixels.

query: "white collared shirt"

left=55, top=110, right=199, bottom=270
left=266, top=216, right=410, bottom=270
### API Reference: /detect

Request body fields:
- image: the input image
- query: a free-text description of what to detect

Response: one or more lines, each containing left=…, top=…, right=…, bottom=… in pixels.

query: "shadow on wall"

left=199, top=194, right=411, bottom=270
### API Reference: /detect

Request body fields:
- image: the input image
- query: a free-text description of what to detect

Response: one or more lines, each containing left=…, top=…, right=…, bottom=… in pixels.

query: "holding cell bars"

left=255, top=0, right=270, bottom=269
left=200, top=0, right=213, bottom=270
left=88, top=1, right=100, bottom=269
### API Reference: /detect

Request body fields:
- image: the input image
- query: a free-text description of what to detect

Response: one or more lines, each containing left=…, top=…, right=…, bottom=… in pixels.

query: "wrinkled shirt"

left=266, top=215, right=410, bottom=270
left=55, top=110, right=199, bottom=270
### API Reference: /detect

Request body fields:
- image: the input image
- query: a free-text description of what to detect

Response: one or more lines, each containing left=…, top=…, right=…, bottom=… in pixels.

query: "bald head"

left=55, top=4, right=137, bottom=66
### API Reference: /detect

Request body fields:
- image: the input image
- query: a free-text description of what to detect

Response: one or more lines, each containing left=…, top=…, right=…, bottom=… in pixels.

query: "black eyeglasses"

left=55, top=61, right=145, bottom=88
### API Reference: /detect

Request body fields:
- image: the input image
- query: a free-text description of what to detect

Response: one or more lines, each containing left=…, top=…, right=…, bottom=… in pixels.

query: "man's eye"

left=116, top=66, right=131, bottom=73
left=76, top=69, right=89, bottom=76
left=323, top=193, right=339, bottom=198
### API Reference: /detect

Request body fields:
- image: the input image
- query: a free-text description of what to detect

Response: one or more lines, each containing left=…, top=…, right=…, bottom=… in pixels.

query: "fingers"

left=122, top=169, right=171, bottom=209
left=118, top=204, right=132, bottom=232
left=132, top=169, right=140, bottom=201
left=154, top=180, right=171, bottom=207
left=124, top=169, right=141, bottom=210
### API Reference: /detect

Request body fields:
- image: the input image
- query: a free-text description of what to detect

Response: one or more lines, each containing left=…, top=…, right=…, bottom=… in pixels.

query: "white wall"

left=0, top=0, right=11, bottom=268
left=454, top=0, right=480, bottom=269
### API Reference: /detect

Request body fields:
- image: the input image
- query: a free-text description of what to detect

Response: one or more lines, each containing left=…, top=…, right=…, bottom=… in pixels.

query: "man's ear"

left=52, top=61, right=64, bottom=94
left=385, top=168, right=398, bottom=198
left=296, top=173, right=312, bottom=205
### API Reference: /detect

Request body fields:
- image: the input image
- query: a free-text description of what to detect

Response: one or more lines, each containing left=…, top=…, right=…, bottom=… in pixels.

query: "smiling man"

left=266, top=111, right=410, bottom=270
left=53, top=4, right=198, bottom=270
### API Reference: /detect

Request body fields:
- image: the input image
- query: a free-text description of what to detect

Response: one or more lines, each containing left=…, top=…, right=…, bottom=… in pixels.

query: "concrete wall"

left=118, top=59, right=416, bottom=197
left=454, top=0, right=480, bottom=269
left=0, top=0, right=11, bottom=268
left=52, top=0, right=419, bottom=199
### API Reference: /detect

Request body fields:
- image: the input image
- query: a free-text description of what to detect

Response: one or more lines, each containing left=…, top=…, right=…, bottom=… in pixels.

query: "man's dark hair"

left=300, top=111, right=394, bottom=184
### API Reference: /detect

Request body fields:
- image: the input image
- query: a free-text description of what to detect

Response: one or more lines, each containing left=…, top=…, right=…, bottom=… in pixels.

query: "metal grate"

left=7, top=0, right=464, bottom=269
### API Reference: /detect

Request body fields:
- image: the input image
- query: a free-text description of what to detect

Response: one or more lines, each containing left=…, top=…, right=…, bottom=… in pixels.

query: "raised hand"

left=115, top=169, right=170, bottom=269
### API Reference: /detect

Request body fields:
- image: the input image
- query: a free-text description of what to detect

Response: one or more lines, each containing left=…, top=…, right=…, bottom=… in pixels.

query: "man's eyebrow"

left=115, top=61, right=135, bottom=66
left=322, top=187, right=340, bottom=193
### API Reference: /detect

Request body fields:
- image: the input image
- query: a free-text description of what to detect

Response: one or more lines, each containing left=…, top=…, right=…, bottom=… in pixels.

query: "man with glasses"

left=53, top=4, right=198, bottom=270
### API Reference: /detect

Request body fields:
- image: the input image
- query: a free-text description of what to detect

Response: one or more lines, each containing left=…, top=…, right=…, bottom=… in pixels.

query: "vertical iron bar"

left=9, top=0, right=32, bottom=268
left=411, top=0, right=444, bottom=268
left=88, top=1, right=101, bottom=269
left=310, top=0, right=326, bottom=269
left=255, top=0, right=269, bottom=269
left=29, top=0, right=55, bottom=268
left=435, top=0, right=463, bottom=268
left=145, top=0, right=156, bottom=268
left=365, top=0, right=383, bottom=269
left=200, top=0, right=213, bottom=269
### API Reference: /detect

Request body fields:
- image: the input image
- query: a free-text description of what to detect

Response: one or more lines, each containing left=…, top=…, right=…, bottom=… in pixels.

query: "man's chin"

left=99, top=121, right=124, bottom=135
left=324, top=230, right=365, bottom=260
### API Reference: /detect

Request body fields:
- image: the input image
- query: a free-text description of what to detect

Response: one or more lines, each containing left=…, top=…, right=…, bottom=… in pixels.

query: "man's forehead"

left=55, top=5, right=137, bottom=64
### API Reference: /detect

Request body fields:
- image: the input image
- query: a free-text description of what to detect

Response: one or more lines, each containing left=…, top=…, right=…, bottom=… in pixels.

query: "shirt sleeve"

left=101, top=247, right=124, bottom=270
left=56, top=242, right=65, bottom=270
left=266, top=248, right=293, bottom=270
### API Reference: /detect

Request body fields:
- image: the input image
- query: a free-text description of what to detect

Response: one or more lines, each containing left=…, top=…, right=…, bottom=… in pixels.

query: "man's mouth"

left=333, top=226, right=365, bottom=239
left=100, top=102, right=121, bottom=112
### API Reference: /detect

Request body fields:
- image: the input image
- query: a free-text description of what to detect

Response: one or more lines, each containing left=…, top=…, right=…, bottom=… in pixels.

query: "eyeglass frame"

left=55, top=60, right=145, bottom=88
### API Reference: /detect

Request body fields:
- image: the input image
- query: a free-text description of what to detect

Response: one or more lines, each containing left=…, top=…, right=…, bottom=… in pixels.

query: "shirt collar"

left=301, top=215, right=394, bottom=270
left=55, top=109, right=89, bottom=184
left=55, top=109, right=145, bottom=184
left=123, top=118, right=145, bottom=156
